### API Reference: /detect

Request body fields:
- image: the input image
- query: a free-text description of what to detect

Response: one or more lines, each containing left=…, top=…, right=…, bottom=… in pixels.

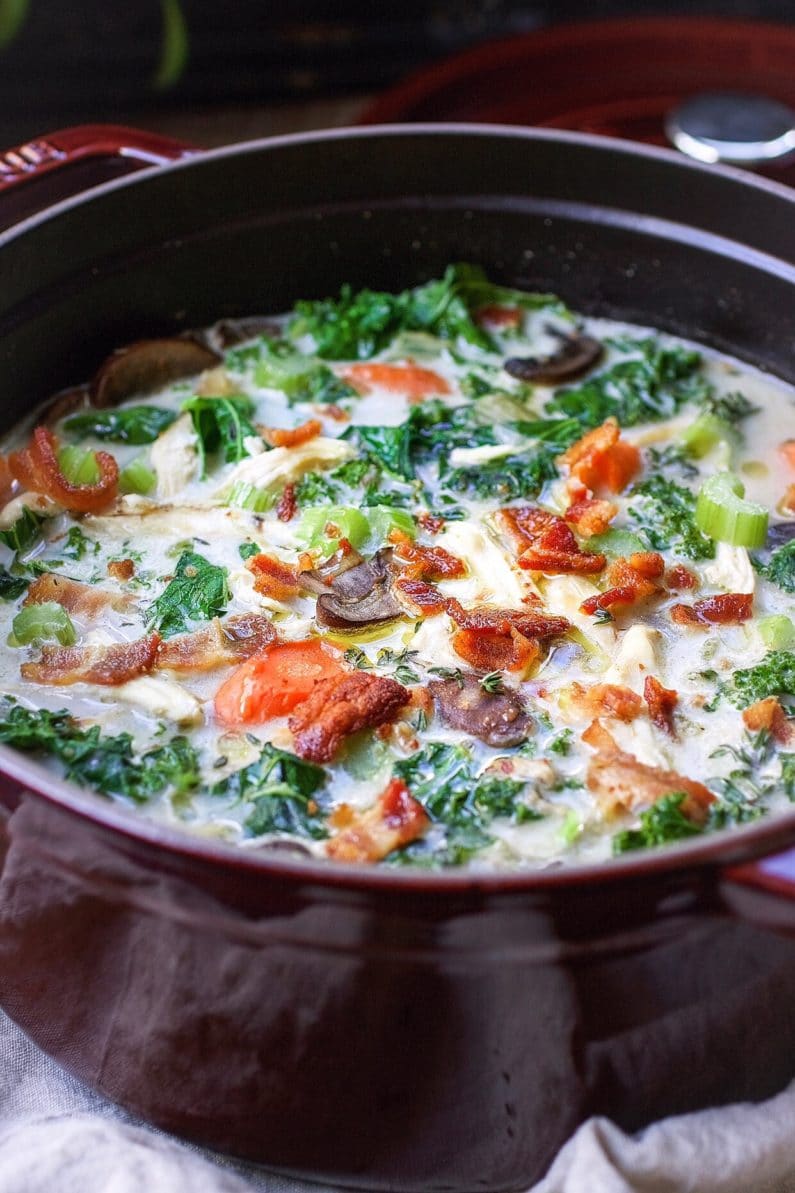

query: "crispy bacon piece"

left=559, top=417, right=641, bottom=495
left=289, top=670, right=410, bottom=762
left=389, top=529, right=466, bottom=581
left=9, top=426, right=118, bottom=513
left=392, top=576, right=449, bottom=618
left=564, top=681, right=643, bottom=722
left=666, top=564, right=697, bottom=591
left=276, top=483, right=297, bottom=522
left=564, top=497, right=618, bottom=537
left=23, top=573, right=132, bottom=616
left=580, top=552, right=665, bottom=615
left=742, top=696, right=793, bottom=744
left=247, top=552, right=301, bottom=601
left=581, top=718, right=619, bottom=751
left=418, top=512, right=445, bottom=534
left=475, top=304, right=522, bottom=330
left=21, top=633, right=160, bottom=686
left=585, top=731, right=714, bottom=823
left=495, top=506, right=605, bottom=575
left=644, top=675, right=678, bottom=736
left=263, top=419, right=322, bottom=449
left=446, top=600, right=569, bottom=673
left=671, top=592, right=753, bottom=627
left=326, top=778, right=430, bottom=863
left=157, top=613, right=275, bottom=674
left=318, top=403, right=350, bottom=423
left=107, top=558, right=135, bottom=581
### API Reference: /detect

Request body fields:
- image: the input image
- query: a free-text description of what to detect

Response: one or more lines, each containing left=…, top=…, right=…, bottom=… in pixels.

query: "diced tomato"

left=213, top=638, right=346, bottom=725
left=338, top=363, right=451, bottom=400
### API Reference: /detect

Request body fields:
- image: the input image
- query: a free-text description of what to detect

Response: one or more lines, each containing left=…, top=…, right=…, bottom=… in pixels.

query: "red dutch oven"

left=1, top=122, right=795, bottom=1193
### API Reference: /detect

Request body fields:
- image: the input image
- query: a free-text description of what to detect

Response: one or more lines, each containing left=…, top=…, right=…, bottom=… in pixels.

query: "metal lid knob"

left=666, top=91, right=795, bottom=167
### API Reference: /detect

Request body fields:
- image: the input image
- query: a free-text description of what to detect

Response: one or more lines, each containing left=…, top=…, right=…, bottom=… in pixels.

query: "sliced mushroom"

left=90, top=337, right=222, bottom=408
left=504, top=327, right=603, bottom=385
left=299, top=543, right=366, bottom=595
left=429, top=674, right=534, bottom=748
left=214, top=317, right=281, bottom=349
left=314, top=550, right=401, bottom=631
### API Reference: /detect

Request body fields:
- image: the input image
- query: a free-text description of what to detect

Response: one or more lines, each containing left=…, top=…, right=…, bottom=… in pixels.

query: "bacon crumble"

left=644, top=675, right=678, bottom=736
left=288, top=670, right=410, bottom=762
left=22, top=633, right=161, bottom=686
left=670, top=592, right=753, bottom=627
left=495, top=506, right=605, bottom=575
left=326, top=778, right=430, bottom=862
left=9, top=426, right=118, bottom=513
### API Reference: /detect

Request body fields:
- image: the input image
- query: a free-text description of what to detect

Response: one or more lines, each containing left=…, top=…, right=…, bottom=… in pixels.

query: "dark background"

left=0, top=1, right=794, bottom=148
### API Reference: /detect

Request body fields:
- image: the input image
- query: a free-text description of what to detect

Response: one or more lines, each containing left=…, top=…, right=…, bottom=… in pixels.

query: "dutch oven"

left=1, top=123, right=795, bottom=1193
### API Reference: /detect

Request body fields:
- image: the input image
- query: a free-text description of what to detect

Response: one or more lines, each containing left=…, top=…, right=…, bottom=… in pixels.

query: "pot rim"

left=3, top=120, right=795, bottom=893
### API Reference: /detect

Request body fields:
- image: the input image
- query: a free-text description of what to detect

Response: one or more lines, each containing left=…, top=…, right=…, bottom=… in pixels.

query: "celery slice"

left=759, top=615, right=795, bottom=650
left=679, top=412, right=732, bottom=459
left=119, top=457, right=156, bottom=496
left=695, top=472, right=768, bottom=548
left=226, top=482, right=275, bottom=514
left=585, top=529, right=645, bottom=559
left=11, top=601, right=76, bottom=646
left=57, top=445, right=100, bottom=486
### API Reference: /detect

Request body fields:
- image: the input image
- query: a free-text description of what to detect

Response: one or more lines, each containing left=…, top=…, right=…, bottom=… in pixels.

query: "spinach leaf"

left=628, top=475, right=715, bottom=561
left=213, top=743, right=328, bottom=840
left=181, top=394, right=258, bottom=473
left=147, top=550, right=229, bottom=638
left=230, top=337, right=356, bottom=406
left=546, top=339, right=709, bottom=429
left=0, top=508, right=45, bottom=556
left=392, top=741, right=540, bottom=865
left=290, top=264, right=566, bottom=360
left=64, top=405, right=176, bottom=444
left=0, top=701, right=200, bottom=804
left=0, top=568, right=27, bottom=600
left=729, top=652, right=795, bottom=709
left=613, top=792, right=703, bottom=853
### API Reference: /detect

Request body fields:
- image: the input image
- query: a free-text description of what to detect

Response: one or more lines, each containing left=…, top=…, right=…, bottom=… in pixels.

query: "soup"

left=1, top=265, right=794, bottom=869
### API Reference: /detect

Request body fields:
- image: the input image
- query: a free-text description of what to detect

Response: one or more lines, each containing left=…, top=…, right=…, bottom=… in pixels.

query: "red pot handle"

left=720, top=847, right=795, bottom=934
left=0, top=124, right=197, bottom=196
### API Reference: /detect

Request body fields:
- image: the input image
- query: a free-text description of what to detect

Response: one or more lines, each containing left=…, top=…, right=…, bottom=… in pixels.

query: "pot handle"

left=0, top=124, right=198, bottom=232
left=720, top=847, right=795, bottom=934
left=0, top=123, right=197, bottom=195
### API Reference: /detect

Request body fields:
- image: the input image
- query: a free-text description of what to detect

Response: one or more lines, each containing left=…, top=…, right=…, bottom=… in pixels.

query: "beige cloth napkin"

left=2, top=1008, right=795, bottom=1193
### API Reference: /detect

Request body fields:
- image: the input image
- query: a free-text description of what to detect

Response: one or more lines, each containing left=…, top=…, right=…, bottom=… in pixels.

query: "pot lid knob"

left=666, top=91, right=795, bottom=166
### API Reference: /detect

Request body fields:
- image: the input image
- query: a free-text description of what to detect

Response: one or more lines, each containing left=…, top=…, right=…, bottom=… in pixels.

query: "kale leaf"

left=64, top=405, right=177, bottom=445
left=213, top=742, right=328, bottom=840
left=392, top=742, right=540, bottom=865
left=0, top=702, right=200, bottom=804
left=147, top=550, right=229, bottom=638
left=229, top=336, right=356, bottom=406
left=729, top=652, right=795, bottom=709
left=628, top=475, right=715, bottom=561
left=347, top=399, right=495, bottom=483
left=446, top=449, right=559, bottom=502
left=613, top=792, right=703, bottom=854
left=290, top=264, right=566, bottom=360
left=61, top=526, right=99, bottom=562
left=756, top=540, right=795, bottom=593
left=701, top=390, right=758, bottom=422
left=546, top=339, right=709, bottom=429
left=181, top=394, right=259, bottom=473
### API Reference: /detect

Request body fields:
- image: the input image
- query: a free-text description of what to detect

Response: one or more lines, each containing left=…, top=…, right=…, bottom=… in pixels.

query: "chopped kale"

left=231, top=336, right=356, bottom=406
left=347, top=400, right=495, bottom=483
left=613, top=792, right=704, bottom=853
left=780, top=754, right=795, bottom=800
left=290, top=263, right=566, bottom=360
left=646, top=443, right=699, bottom=481
left=0, top=702, right=200, bottom=804
left=238, top=541, right=261, bottom=561
left=628, top=475, right=715, bottom=561
left=64, top=405, right=177, bottom=445
left=214, top=743, right=328, bottom=840
left=546, top=339, right=709, bottom=429
left=756, top=540, right=795, bottom=593
left=708, top=731, right=774, bottom=826
left=391, top=742, right=540, bottom=865
left=729, top=652, right=795, bottom=709
left=513, top=417, right=583, bottom=449
left=701, top=390, right=758, bottom=422
left=147, top=550, right=229, bottom=638
left=181, top=394, right=259, bottom=473
left=446, top=447, right=559, bottom=502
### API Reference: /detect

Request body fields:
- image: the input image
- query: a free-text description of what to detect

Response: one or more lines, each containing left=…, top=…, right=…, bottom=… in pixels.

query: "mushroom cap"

left=504, top=329, right=603, bottom=386
left=429, top=674, right=534, bottom=748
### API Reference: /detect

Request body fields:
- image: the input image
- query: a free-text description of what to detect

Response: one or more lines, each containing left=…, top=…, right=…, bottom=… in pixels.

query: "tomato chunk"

left=214, top=638, right=346, bottom=725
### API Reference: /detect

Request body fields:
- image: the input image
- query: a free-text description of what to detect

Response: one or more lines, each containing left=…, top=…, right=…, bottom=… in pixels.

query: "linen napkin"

left=2, top=1007, right=795, bottom=1193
